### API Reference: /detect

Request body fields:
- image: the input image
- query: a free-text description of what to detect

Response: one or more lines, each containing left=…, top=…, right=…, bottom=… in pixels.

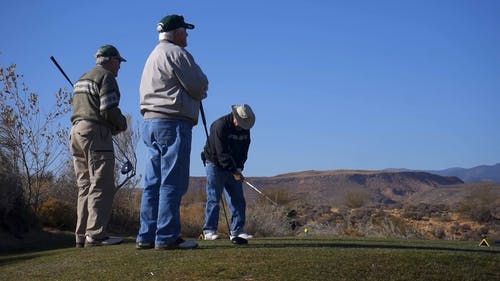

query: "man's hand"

left=233, top=171, right=245, bottom=181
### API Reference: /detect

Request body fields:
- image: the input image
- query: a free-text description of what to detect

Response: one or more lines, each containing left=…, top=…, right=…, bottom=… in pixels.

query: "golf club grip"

left=50, top=56, right=74, bottom=87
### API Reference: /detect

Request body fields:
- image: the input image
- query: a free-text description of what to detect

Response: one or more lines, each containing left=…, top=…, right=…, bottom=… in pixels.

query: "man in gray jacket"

left=137, top=14, right=209, bottom=250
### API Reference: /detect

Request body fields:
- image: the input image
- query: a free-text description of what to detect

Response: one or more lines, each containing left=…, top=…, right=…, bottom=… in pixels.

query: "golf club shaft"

left=220, top=194, right=232, bottom=237
left=243, top=180, right=278, bottom=206
left=50, top=56, right=74, bottom=87
left=199, top=102, right=209, bottom=139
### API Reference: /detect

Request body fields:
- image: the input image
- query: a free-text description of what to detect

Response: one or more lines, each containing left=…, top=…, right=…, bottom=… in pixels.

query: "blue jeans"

left=203, top=162, right=246, bottom=236
left=137, top=118, right=192, bottom=245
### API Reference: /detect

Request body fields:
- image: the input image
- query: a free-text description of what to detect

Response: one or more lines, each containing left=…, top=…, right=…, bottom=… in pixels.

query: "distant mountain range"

left=427, top=163, right=500, bottom=183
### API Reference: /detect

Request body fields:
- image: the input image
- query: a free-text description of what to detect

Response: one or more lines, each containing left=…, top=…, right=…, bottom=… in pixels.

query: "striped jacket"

left=70, top=65, right=127, bottom=134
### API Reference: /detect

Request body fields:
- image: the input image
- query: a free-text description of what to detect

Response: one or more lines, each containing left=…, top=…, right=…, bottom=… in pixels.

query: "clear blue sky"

left=2, top=1, right=499, bottom=177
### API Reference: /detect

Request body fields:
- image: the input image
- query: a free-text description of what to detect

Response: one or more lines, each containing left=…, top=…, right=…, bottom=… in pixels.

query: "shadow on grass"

left=0, top=253, right=45, bottom=266
left=198, top=238, right=499, bottom=254
left=0, top=229, right=75, bottom=255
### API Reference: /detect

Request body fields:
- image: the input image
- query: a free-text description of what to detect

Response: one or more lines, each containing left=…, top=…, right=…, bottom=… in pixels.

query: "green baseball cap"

left=157, top=15, right=195, bottom=33
left=95, top=45, right=126, bottom=62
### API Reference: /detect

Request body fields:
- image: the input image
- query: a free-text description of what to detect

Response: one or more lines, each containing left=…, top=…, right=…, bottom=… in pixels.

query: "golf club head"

left=231, top=236, right=248, bottom=245
left=286, top=209, right=297, bottom=218
left=121, top=161, right=133, bottom=174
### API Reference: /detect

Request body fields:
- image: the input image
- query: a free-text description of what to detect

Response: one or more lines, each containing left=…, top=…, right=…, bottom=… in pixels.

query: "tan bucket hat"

left=231, top=104, right=255, bottom=130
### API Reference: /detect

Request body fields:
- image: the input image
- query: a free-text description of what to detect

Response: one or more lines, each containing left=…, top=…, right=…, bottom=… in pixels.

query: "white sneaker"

left=203, top=231, right=220, bottom=240
left=230, top=233, right=253, bottom=240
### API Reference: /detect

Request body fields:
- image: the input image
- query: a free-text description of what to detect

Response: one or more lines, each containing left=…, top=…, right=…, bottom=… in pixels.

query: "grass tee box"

left=1, top=236, right=499, bottom=281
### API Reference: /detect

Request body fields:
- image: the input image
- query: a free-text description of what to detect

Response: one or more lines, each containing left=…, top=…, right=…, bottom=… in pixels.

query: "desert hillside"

left=188, top=170, right=499, bottom=241
left=189, top=170, right=466, bottom=206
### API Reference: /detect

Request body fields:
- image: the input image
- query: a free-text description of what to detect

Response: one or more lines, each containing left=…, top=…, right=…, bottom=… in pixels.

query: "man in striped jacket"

left=70, top=44, right=128, bottom=247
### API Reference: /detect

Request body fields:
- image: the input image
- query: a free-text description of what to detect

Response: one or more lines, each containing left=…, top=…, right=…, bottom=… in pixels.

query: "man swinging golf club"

left=201, top=104, right=256, bottom=244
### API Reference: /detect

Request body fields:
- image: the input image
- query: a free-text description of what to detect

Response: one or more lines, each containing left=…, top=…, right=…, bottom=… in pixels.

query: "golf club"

left=243, top=179, right=298, bottom=219
left=199, top=102, right=247, bottom=245
left=50, top=56, right=135, bottom=189
left=243, top=180, right=279, bottom=206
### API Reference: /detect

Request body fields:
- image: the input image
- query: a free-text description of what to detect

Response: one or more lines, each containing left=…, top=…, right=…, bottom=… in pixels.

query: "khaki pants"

left=70, top=120, right=115, bottom=243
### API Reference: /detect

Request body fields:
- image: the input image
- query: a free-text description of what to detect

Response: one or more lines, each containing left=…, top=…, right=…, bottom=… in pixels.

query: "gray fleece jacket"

left=139, top=40, right=208, bottom=124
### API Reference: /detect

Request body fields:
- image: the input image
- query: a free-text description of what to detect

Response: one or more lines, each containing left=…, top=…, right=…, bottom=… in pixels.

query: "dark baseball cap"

left=95, top=45, right=126, bottom=62
left=157, top=15, right=195, bottom=33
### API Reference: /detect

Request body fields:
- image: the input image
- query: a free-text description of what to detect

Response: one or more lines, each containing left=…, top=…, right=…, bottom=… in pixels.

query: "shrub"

left=401, top=203, right=448, bottom=220
left=0, top=153, right=23, bottom=228
left=433, top=228, right=446, bottom=239
left=0, top=151, right=36, bottom=236
left=245, top=202, right=293, bottom=237
left=344, top=189, right=370, bottom=208
left=38, top=197, right=75, bottom=230
left=180, top=202, right=205, bottom=238
left=457, top=189, right=497, bottom=222
left=183, top=188, right=207, bottom=205
left=109, top=188, right=142, bottom=234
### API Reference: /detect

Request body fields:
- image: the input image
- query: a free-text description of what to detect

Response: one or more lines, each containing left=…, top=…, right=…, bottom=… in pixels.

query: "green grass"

left=1, top=234, right=499, bottom=281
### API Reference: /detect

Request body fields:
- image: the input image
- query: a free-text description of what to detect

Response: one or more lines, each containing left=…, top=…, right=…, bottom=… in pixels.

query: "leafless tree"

left=113, top=115, right=140, bottom=190
left=109, top=115, right=142, bottom=233
left=0, top=62, right=71, bottom=213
